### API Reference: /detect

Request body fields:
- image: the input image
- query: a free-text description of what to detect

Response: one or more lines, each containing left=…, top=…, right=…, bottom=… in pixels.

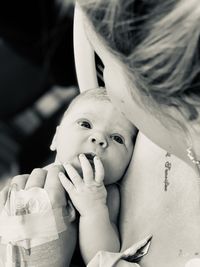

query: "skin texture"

left=59, top=154, right=120, bottom=264
left=0, top=93, right=135, bottom=266
left=54, top=97, right=134, bottom=185
left=75, top=6, right=200, bottom=267
left=3, top=3, right=200, bottom=266
left=53, top=96, right=134, bottom=263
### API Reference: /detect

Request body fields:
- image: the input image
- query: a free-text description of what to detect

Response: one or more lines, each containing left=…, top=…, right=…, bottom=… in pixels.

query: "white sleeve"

left=87, top=235, right=152, bottom=267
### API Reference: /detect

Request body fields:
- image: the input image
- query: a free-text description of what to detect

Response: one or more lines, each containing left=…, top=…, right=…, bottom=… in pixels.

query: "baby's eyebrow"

left=75, top=112, right=97, bottom=119
left=116, top=126, right=136, bottom=141
left=76, top=112, right=91, bottom=116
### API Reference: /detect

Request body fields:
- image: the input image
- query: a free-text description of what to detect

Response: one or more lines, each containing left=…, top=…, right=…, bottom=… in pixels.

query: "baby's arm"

left=79, top=184, right=120, bottom=265
left=59, top=154, right=120, bottom=265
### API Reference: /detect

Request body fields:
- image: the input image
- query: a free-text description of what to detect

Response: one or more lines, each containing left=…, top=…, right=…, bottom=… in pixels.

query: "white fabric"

left=87, top=235, right=152, bottom=267
left=185, top=258, right=200, bottom=267
left=0, top=186, right=74, bottom=248
left=0, top=185, right=76, bottom=267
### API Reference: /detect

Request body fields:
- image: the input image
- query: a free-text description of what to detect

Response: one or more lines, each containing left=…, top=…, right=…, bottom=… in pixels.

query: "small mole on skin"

left=121, top=100, right=125, bottom=104
left=178, top=249, right=183, bottom=256
left=195, top=252, right=199, bottom=256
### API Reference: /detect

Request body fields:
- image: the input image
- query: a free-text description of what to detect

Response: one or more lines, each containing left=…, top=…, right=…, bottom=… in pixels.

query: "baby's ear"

left=50, top=126, right=59, bottom=151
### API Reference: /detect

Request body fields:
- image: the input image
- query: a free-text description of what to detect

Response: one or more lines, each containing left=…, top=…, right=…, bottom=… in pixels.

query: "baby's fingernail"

left=94, top=156, right=99, bottom=160
left=79, top=153, right=84, bottom=158
left=59, top=172, right=65, bottom=178
left=63, top=163, right=70, bottom=168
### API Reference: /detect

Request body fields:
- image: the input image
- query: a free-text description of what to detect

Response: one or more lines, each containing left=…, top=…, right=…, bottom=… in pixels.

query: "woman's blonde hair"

left=78, top=0, right=200, bottom=120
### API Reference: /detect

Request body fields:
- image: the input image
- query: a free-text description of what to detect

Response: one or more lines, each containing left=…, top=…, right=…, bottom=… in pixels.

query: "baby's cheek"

left=56, top=144, right=69, bottom=163
left=115, top=153, right=130, bottom=174
left=105, top=161, right=125, bottom=185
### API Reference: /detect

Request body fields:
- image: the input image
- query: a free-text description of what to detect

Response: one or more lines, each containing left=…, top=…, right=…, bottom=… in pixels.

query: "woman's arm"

left=0, top=166, right=77, bottom=267
left=73, top=2, right=98, bottom=93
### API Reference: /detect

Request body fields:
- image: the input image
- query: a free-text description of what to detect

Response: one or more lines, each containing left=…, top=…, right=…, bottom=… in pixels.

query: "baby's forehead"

left=65, top=95, right=135, bottom=136
left=67, top=95, right=109, bottom=113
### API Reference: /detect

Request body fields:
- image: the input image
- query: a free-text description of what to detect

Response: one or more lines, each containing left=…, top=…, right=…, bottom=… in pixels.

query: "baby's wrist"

left=80, top=204, right=109, bottom=219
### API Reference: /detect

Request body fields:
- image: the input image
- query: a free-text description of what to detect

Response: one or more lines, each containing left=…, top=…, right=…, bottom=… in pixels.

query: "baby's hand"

left=59, top=154, right=107, bottom=217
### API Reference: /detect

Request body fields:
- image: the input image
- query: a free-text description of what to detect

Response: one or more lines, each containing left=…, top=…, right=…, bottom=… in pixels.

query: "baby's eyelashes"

left=110, top=134, right=125, bottom=144
left=77, top=119, right=92, bottom=129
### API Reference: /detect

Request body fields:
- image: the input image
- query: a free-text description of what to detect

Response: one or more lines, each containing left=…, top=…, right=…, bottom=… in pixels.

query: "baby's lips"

left=78, top=153, right=97, bottom=170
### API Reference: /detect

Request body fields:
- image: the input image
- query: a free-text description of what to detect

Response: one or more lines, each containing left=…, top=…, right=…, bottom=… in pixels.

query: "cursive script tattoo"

left=178, top=249, right=199, bottom=257
left=164, top=152, right=171, bottom=191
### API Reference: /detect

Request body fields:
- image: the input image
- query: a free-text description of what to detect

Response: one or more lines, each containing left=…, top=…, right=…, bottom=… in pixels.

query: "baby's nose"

left=89, top=133, right=108, bottom=148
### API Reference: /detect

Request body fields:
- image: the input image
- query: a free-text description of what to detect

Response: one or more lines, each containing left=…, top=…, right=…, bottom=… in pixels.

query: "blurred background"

left=0, top=0, right=79, bottom=184
left=0, top=2, right=105, bottom=264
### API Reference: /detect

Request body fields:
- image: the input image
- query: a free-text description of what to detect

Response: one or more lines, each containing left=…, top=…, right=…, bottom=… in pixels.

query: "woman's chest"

left=119, top=133, right=200, bottom=267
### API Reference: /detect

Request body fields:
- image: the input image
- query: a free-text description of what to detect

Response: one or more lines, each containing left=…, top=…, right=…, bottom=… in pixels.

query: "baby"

left=51, top=87, right=136, bottom=264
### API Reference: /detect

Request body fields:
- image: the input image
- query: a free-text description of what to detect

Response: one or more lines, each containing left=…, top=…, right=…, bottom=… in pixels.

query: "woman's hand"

left=0, top=165, right=70, bottom=214
left=59, top=153, right=107, bottom=217
left=0, top=165, right=77, bottom=267
left=10, top=165, right=67, bottom=209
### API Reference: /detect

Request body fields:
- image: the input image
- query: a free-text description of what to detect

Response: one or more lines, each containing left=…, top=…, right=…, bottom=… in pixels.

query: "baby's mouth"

left=84, top=152, right=96, bottom=161
left=84, top=153, right=96, bottom=168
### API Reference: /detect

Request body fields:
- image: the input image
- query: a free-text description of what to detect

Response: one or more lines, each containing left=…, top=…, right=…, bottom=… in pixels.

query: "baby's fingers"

left=63, top=163, right=83, bottom=188
left=79, top=154, right=93, bottom=184
left=25, top=168, right=47, bottom=189
left=11, top=174, right=29, bottom=189
left=59, top=172, right=75, bottom=195
left=94, top=156, right=104, bottom=185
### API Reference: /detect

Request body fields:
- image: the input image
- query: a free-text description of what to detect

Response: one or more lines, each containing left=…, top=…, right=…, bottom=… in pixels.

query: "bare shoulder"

left=106, top=184, right=120, bottom=224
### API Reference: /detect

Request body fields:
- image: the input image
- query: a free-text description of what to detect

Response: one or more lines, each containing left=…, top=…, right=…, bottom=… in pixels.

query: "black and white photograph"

left=0, top=1, right=200, bottom=266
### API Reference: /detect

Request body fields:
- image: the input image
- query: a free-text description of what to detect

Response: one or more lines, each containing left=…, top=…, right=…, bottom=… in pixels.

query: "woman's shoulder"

left=135, top=132, right=165, bottom=156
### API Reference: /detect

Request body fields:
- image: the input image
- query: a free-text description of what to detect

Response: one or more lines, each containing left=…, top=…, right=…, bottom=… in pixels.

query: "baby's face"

left=55, top=98, right=134, bottom=185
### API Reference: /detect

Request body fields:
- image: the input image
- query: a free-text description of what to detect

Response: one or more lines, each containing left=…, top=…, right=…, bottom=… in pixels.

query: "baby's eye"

left=112, top=134, right=125, bottom=144
left=78, top=120, right=92, bottom=129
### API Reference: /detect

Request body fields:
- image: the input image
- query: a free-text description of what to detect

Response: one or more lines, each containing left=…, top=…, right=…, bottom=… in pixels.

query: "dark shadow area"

left=0, top=0, right=78, bottom=177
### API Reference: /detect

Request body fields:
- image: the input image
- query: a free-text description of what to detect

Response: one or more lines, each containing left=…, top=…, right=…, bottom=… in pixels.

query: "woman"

left=1, top=0, right=200, bottom=266
left=74, top=1, right=200, bottom=266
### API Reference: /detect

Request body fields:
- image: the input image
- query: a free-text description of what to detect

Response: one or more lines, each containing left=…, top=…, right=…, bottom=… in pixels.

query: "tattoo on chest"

left=178, top=249, right=199, bottom=257
left=164, top=152, right=171, bottom=191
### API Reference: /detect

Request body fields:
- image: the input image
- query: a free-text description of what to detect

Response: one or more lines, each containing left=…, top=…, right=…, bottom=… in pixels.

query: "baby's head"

left=51, top=87, right=135, bottom=185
